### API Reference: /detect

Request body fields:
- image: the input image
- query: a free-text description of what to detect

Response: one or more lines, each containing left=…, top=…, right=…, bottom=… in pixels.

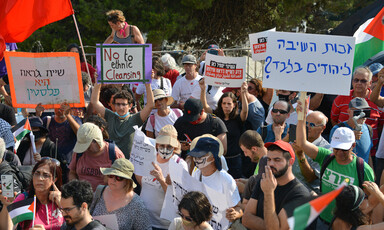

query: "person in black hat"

left=189, top=136, right=242, bottom=223
left=173, top=98, right=228, bottom=158
left=16, top=116, right=58, bottom=166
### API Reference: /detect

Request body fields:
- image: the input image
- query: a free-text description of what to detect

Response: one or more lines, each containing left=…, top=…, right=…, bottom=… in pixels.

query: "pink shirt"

left=69, top=141, right=125, bottom=191
left=14, top=193, right=63, bottom=230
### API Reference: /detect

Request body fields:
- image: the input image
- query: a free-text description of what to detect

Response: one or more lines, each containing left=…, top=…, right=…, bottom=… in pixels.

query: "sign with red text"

left=249, top=28, right=276, bottom=61
left=204, top=53, right=246, bottom=87
left=4, top=52, right=85, bottom=109
left=96, top=44, right=152, bottom=84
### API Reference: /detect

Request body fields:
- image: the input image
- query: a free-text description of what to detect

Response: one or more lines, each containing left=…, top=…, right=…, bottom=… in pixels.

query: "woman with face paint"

left=136, top=125, right=188, bottom=230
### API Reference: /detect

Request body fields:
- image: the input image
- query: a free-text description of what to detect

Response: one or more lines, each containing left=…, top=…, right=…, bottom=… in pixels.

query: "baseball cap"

left=369, top=63, right=383, bottom=75
left=182, top=98, right=203, bottom=122
left=188, top=136, right=222, bottom=170
left=330, top=127, right=355, bottom=150
left=264, top=140, right=295, bottom=161
left=100, top=158, right=136, bottom=188
left=156, top=125, right=179, bottom=148
left=349, top=97, right=370, bottom=109
left=73, top=123, right=104, bottom=153
left=182, top=54, right=197, bottom=64
left=222, top=87, right=240, bottom=93
left=153, top=89, right=174, bottom=106
left=208, top=44, right=219, bottom=50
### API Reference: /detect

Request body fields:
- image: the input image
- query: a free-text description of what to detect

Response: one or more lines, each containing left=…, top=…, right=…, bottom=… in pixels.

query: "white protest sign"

left=4, top=52, right=85, bottom=109
left=249, top=28, right=276, bottom=61
left=204, top=53, right=246, bottom=87
left=93, top=214, right=119, bottom=230
left=130, top=126, right=156, bottom=177
left=262, top=31, right=355, bottom=95
left=160, top=160, right=230, bottom=230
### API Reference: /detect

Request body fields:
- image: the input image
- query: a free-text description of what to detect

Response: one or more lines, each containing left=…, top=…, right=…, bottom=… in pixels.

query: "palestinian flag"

left=287, top=182, right=347, bottom=230
left=7, top=197, right=35, bottom=225
left=353, top=6, right=384, bottom=69
left=11, top=118, right=32, bottom=141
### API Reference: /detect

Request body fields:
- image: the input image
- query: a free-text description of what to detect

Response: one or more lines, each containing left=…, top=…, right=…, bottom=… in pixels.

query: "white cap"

left=330, top=127, right=355, bottom=150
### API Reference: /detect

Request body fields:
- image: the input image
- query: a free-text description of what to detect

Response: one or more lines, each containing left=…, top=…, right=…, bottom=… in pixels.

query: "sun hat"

left=190, top=134, right=224, bottom=157
left=73, top=123, right=104, bottom=153
left=188, top=136, right=222, bottom=171
left=153, top=89, right=174, bottom=106
left=330, top=127, right=355, bottom=150
left=265, top=140, right=295, bottom=161
left=156, top=125, right=179, bottom=148
left=100, top=158, right=136, bottom=188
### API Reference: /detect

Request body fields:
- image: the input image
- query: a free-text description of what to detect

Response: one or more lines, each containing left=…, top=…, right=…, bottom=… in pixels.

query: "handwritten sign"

left=160, top=160, right=230, bottom=230
left=130, top=126, right=156, bottom=177
left=204, top=53, right=246, bottom=87
left=249, top=28, right=276, bottom=61
left=4, top=52, right=85, bottom=109
left=262, top=32, right=355, bottom=95
left=96, top=44, right=152, bottom=84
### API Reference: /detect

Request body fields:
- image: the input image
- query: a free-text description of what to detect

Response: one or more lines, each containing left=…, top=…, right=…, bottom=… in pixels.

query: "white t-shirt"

left=190, top=84, right=224, bottom=110
left=192, top=169, right=240, bottom=208
left=172, top=75, right=202, bottom=103
left=136, top=77, right=172, bottom=104
left=140, top=155, right=188, bottom=229
left=145, top=109, right=183, bottom=136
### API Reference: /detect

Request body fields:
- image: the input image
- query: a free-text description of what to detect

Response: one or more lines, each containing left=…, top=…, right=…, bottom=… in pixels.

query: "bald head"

left=306, top=111, right=327, bottom=141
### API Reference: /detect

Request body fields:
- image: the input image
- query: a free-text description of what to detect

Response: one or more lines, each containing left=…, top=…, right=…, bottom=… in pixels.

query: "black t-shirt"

left=174, top=113, right=228, bottom=142
left=243, top=155, right=268, bottom=200
left=251, top=178, right=311, bottom=218
left=258, top=96, right=269, bottom=120
left=0, top=103, right=16, bottom=126
left=61, top=220, right=108, bottom=230
left=223, top=115, right=244, bottom=157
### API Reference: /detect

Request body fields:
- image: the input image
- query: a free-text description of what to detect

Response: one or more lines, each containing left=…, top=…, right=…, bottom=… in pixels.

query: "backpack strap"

left=261, top=126, right=268, bottom=142
left=160, top=77, right=164, bottom=90
left=107, top=140, right=116, bottom=164
left=76, top=152, right=84, bottom=165
left=366, top=124, right=373, bottom=140
left=356, top=156, right=365, bottom=189
left=149, top=114, right=155, bottom=134
left=89, top=185, right=107, bottom=215
left=320, top=153, right=335, bottom=192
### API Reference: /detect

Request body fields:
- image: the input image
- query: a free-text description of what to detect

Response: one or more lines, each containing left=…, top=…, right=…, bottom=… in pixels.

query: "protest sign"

left=249, top=28, right=276, bottom=61
left=93, top=214, right=119, bottom=230
left=96, top=44, right=152, bottom=84
left=262, top=31, right=355, bottom=95
left=160, top=160, right=230, bottom=230
left=204, top=53, right=246, bottom=87
left=4, top=52, right=84, bottom=109
left=130, top=126, right=157, bottom=177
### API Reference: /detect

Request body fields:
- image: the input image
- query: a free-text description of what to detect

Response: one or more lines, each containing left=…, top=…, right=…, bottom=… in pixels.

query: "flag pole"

left=32, top=195, right=36, bottom=227
left=71, top=13, right=91, bottom=81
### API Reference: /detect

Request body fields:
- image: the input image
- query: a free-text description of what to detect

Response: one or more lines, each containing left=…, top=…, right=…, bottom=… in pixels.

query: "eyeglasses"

left=33, top=171, right=52, bottom=180
left=59, top=206, right=77, bottom=213
left=178, top=211, right=193, bottom=222
left=41, top=157, right=60, bottom=167
left=334, top=148, right=350, bottom=153
left=271, top=108, right=288, bottom=114
left=113, top=103, right=128, bottom=107
left=353, top=78, right=368, bottom=83
left=306, top=122, right=323, bottom=128
left=107, top=175, right=124, bottom=181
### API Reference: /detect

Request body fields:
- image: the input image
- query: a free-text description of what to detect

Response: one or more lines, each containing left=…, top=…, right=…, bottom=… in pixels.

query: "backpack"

left=0, top=161, right=32, bottom=192
left=149, top=109, right=182, bottom=137
left=76, top=140, right=116, bottom=164
left=319, top=153, right=365, bottom=191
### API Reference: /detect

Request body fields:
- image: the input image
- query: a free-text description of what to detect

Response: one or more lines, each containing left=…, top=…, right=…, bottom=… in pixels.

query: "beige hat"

left=156, top=125, right=179, bottom=148
left=73, top=123, right=104, bottom=153
left=190, top=134, right=224, bottom=157
left=153, top=89, right=174, bottom=106
left=100, top=158, right=136, bottom=188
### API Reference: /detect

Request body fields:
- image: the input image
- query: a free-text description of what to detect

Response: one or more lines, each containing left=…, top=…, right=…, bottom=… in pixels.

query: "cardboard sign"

left=96, top=44, right=152, bottom=84
left=130, top=126, right=157, bottom=177
left=249, top=28, right=276, bottom=61
left=160, top=160, right=230, bottom=230
left=4, top=52, right=85, bottom=109
left=262, top=31, right=355, bottom=95
left=204, top=53, right=246, bottom=87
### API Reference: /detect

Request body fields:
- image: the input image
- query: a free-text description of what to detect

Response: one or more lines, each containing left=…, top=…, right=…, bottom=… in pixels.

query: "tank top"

left=113, top=25, right=134, bottom=44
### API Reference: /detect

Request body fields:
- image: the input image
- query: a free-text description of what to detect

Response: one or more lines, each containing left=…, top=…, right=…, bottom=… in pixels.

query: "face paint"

left=158, top=146, right=174, bottom=159
left=194, top=155, right=214, bottom=169
left=114, top=111, right=130, bottom=118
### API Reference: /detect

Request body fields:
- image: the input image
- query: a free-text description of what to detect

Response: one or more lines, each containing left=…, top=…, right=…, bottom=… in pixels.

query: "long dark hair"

left=66, top=43, right=84, bottom=63
left=214, top=92, right=238, bottom=120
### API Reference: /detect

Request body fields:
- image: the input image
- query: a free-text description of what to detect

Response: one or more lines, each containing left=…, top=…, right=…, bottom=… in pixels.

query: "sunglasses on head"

left=178, top=211, right=193, bottom=222
left=352, top=109, right=371, bottom=118
left=41, top=157, right=60, bottom=167
left=107, top=175, right=124, bottom=181
left=271, top=108, right=288, bottom=114
left=353, top=78, right=368, bottom=83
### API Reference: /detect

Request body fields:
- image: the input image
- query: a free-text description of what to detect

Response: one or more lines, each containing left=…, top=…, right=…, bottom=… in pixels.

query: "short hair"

left=239, top=130, right=264, bottom=149
left=81, top=72, right=91, bottom=87
left=100, top=86, right=119, bottom=104
left=153, top=56, right=165, bottom=76
left=248, top=78, right=266, bottom=97
left=273, top=100, right=290, bottom=113
left=106, top=10, right=125, bottom=23
left=353, top=67, right=373, bottom=82
left=267, top=144, right=291, bottom=161
left=61, top=180, right=94, bottom=209
left=85, top=115, right=109, bottom=139
left=0, top=137, right=5, bottom=159
left=178, top=191, right=212, bottom=225
left=161, top=53, right=177, bottom=70
left=214, top=92, right=238, bottom=120
left=113, top=90, right=134, bottom=105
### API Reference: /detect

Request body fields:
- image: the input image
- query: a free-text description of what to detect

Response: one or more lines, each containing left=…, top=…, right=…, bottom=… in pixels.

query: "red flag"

left=363, top=6, right=384, bottom=41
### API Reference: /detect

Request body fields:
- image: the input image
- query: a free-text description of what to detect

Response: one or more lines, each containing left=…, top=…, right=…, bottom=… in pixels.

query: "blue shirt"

left=257, top=123, right=289, bottom=143
left=246, top=99, right=265, bottom=131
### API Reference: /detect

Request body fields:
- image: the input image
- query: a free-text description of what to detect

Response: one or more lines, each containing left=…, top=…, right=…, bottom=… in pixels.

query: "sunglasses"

left=353, top=78, right=368, bottom=83
left=333, top=148, right=350, bottom=152
left=107, top=175, right=124, bottom=181
left=178, top=211, right=193, bottom=222
left=41, top=157, right=60, bottom=167
left=306, top=122, right=323, bottom=128
left=271, top=108, right=288, bottom=114
left=352, top=109, right=371, bottom=118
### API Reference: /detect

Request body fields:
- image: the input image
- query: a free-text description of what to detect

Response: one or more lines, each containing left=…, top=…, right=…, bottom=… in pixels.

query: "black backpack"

left=0, top=162, right=32, bottom=192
